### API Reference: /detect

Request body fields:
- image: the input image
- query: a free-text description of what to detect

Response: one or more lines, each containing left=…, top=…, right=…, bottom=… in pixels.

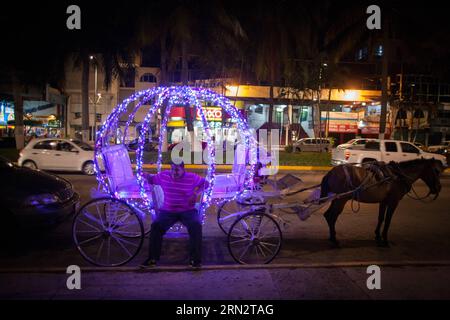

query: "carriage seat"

left=101, top=144, right=151, bottom=198
left=212, top=148, right=247, bottom=197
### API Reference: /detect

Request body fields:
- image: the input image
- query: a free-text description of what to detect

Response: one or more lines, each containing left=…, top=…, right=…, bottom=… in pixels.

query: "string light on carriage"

left=95, top=86, right=259, bottom=223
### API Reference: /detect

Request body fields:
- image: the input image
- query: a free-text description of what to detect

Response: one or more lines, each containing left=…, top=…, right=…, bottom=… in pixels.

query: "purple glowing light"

left=94, top=86, right=257, bottom=222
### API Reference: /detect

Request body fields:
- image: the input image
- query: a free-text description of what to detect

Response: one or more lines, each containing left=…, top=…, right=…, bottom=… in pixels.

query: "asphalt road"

left=1, top=171, right=449, bottom=299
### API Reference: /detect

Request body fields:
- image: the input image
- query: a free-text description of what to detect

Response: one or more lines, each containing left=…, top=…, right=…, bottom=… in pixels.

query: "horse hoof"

left=329, top=239, right=340, bottom=248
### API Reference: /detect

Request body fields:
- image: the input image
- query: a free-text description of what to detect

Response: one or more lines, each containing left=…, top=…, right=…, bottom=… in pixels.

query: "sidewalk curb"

left=135, top=164, right=450, bottom=174
left=2, top=260, right=450, bottom=274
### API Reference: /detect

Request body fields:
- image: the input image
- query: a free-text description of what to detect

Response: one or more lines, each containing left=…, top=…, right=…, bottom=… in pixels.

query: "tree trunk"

left=81, top=54, right=90, bottom=142
left=160, top=35, right=167, bottom=86
left=379, top=10, right=389, bottom=140
left=325, top=88, right=332, bottom=138
left=268, top=84, right=274, bottom=150
left=181, top=39, right=194, bottom=151
left=12, top=73, right=24, bottom=150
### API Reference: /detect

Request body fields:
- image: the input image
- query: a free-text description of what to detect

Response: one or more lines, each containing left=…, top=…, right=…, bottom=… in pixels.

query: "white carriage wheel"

left=227, top=211, right=282, bottom=264
left=217, top=198, right=265, bottom=235
left=72, top=198, right=144, bottom=267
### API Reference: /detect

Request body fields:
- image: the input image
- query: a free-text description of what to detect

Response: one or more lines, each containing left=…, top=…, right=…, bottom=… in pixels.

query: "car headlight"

left=25, top=194, right=60, bottom=206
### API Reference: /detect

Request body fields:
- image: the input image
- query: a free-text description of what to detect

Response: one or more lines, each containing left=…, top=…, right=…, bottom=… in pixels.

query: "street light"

left=90, top=55, right=98, bottom=141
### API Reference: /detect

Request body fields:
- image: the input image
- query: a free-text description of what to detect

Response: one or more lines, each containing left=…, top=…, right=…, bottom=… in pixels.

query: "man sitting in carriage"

left=140, top=161, right=207, bottom=269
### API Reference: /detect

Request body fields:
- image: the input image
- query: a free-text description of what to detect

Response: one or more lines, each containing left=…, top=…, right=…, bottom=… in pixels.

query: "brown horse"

left=320, top=158, right=444, bottom=247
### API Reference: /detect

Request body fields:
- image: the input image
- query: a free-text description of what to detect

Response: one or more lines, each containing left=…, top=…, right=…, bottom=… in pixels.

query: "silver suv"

left=293, top=138, right=333, bottom=152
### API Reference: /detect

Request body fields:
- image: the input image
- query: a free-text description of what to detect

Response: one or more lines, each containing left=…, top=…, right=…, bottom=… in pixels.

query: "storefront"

left=166, top=105, right=242, bottom=145
left=0, top=100, right=15, bottom=137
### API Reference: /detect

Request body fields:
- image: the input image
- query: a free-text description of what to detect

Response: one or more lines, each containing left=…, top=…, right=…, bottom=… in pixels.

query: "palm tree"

left=65, top=4, right=139, bottom=142
left=0, top=4, right=68, bottom=150
left=289, top=1, right=371, bottom=138
left=136, top=1, right=246, bottom=149
left=236, top=1, right=298, bottom=148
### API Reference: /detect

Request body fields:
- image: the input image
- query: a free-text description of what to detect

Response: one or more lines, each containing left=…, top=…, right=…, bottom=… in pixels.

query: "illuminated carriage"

left=72, top=86, right=311, bottom=267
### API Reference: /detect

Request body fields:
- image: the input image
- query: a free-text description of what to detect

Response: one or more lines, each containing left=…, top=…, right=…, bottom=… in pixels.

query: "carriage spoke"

left=111, top=234, right=140, bottom=247
left=106, top=237, right=111, bottom=265
left=259, top=241, right=278, bottom=247
left=259, top=230, right=280, bottom=240
left=76, top=219, right=101, bottom=232
left=259, top=242, right=276, bottom=257
left=256, top=218, right=271, bottom=238
left=114, top=218, right=141, bottom=230
left=95, top=238, right=105, bottom=262
left=238, top=243, right=253, bottom=261
left=230, top=238, right=251, bottom=245
left=108, top=211, right=130, bottom=228
left=112, top=230, right=142, bottom=237
left=80, top=214, right=103, bottom=229
left=78, top=233, right=103, bottom=246
left=111, top=235, right=133, bottom=258
left=96, top=204, right=106, bottom=228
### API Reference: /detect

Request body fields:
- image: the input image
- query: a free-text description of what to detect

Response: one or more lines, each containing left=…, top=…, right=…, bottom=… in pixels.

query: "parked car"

left=336, top=138, right=375, bottom=150
left=427, top=141, right=450, bottom=154
left=0, top=156, right=79, bottom=230
left=293, top=138, right=333, bottom=152
left=127, top=138, right=157, bottom=152
left=18, top=138, right=98, bottom=175
left=412, top=142, right=427, bottom=151
left=331, top=139, right=447, bottom=167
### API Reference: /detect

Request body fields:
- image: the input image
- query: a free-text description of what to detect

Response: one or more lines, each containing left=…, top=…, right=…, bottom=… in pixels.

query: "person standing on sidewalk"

left=140, top=161, right=206, bottom=269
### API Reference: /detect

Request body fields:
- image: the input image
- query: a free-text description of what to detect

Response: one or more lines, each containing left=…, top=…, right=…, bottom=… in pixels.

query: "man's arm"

left=142, top=172, right=158, bottom=185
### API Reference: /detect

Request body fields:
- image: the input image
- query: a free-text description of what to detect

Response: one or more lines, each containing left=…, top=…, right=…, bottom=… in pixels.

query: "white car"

left=336, top=138, right=375, bottom=150
left=293, top=138, right=333, bottom=152
left=428, top=141, right=450, bottom=153
left=332, top=139, right=447, bottom=167
left=18, top=138, right=97, bottom=175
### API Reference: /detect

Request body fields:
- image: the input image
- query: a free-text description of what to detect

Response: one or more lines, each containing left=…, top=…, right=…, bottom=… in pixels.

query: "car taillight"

left=345, top=150, right=351, bottom=160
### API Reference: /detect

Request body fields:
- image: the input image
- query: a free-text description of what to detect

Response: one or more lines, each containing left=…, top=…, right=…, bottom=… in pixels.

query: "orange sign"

left=196, top=107, right=222, bottom=121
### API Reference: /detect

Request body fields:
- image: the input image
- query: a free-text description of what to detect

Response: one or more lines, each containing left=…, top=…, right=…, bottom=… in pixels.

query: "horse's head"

left=418, top=159, right=443, bottom=200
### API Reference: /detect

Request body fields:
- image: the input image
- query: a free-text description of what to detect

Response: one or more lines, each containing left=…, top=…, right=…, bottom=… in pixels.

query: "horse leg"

left=323, top=199, right=347, bottom=246
left=375, top=201, right=387, bottom=245
left=380, top=201, right=399, bottom=247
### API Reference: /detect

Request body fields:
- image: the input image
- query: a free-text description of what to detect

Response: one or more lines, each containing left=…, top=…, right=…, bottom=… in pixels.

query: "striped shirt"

left=148, top=171, right=205, bottom=212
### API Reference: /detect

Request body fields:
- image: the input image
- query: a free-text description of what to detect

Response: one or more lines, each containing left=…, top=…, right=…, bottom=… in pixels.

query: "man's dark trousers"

left=148, top=209, right=202, bottom=263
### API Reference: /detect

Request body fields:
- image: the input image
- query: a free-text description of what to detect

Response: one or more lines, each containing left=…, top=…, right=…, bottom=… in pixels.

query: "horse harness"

left=341, top=161, right=408, bottom=212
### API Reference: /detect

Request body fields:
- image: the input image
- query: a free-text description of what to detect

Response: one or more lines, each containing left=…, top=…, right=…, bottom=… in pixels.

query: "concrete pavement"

left=1, top=265, right=450, bottom=299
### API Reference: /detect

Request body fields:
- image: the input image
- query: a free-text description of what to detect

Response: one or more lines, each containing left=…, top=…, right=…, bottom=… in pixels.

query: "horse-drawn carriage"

left=72, top=86, right=332, bottom=266
left=72, top=86, right=444, bottom=267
